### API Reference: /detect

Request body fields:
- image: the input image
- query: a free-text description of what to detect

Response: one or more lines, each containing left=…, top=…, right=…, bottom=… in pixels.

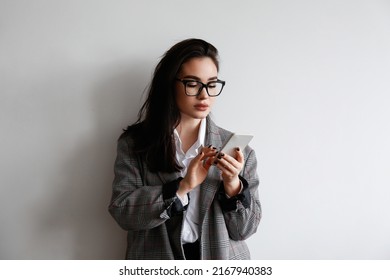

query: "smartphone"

left=219, top=134, right=253, bottom=157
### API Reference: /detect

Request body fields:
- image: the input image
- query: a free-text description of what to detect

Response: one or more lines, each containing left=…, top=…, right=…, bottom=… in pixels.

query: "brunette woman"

left=109, top=38, right=261, bottom=259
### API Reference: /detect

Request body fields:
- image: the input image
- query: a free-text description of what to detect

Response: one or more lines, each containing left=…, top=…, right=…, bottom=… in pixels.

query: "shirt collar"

left=198, top=117, right=207, bottom=148
left=174, top=118, right=207, bottom=156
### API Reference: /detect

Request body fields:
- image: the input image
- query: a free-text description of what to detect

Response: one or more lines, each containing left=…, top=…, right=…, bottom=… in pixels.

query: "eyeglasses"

left=175, top=78, right=226, bottom=97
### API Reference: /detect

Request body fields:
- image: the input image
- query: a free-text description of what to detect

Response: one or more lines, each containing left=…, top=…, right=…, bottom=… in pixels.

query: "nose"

left=197, top=86, right=209, bottom=99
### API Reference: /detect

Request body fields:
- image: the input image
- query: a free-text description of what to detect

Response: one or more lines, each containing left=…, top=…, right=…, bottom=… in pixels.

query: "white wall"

left=1, top=0, right=389, bottom=259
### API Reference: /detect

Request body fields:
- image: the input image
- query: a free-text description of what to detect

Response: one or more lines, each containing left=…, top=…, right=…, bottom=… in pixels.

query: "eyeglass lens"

left=185, top=81, right=223, bottom=96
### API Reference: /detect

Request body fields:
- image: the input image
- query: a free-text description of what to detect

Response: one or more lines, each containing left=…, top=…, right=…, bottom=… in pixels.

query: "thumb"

left=235, top=148, right=244, bottom=163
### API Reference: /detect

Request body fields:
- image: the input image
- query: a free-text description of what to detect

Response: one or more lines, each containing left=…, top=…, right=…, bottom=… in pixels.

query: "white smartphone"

left=219, top=134, right=253, bottom=157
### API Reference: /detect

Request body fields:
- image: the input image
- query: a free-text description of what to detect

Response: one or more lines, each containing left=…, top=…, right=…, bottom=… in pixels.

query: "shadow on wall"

left=38, top=62, right=150, bottom=259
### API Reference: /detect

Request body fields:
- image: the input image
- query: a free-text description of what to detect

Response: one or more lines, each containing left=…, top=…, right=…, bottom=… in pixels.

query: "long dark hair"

left=124, top=38, right=220, bottom=173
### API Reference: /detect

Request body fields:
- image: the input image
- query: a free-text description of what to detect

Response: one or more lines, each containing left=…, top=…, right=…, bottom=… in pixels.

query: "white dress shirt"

left=173, top=118, right=206, bottom=244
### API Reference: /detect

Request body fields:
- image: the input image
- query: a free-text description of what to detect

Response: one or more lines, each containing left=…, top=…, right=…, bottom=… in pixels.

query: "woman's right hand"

left=177, top=146, right=216, bottom=198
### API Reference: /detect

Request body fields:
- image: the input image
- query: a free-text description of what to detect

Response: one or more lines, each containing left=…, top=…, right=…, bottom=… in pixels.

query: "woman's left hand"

left=213, top=148, right=244, bottom=197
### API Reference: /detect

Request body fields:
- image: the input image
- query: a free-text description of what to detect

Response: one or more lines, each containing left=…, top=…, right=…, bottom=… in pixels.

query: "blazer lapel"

left=198, top=117, right=224, bottom=228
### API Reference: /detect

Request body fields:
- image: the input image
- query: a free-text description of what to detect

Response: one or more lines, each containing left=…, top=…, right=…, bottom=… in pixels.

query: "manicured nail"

left=208, top=144, right=212, bottom=148
left=236, top=147, right=240, bottom=151
left=213, top=159, right=219, bottom=165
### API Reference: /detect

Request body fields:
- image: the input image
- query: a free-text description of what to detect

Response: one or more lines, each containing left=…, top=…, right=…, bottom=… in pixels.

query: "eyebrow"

left=182, top=75, right=218, bottom=81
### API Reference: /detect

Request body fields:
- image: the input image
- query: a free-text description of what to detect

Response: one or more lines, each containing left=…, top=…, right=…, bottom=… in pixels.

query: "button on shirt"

left=173, top=118, right=206, bottom=244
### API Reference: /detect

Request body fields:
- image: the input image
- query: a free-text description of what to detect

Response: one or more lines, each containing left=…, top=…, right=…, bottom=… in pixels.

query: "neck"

left=176, top=116, right=203, bottom=153
left=177, top=115, right=202, bottom=135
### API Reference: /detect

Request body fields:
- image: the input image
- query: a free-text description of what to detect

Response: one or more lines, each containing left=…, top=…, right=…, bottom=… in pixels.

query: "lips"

left=194, top=104, right=209, bottom=111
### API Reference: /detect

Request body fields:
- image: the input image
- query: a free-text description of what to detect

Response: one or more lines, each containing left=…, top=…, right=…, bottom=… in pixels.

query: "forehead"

left=179, top=57, right=218, bottom=78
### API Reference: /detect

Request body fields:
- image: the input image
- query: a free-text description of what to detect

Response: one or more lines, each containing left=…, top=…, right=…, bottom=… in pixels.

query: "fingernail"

left=236, top=147, right=240, bottom=151
left=208, top=144, right=212, bottom=148
left=212, top=146, right=216, bottom=150
left=213, top=159, right=219, bottom=165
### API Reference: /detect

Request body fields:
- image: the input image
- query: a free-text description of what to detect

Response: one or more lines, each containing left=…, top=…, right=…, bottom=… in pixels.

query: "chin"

left=194, top=112, right=209, bottom=119
left=182, top=110, right=210, bottom=120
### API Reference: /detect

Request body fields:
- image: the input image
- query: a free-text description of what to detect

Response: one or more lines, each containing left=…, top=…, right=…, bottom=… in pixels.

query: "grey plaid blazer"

left=108, top=117, right=261, bottom=259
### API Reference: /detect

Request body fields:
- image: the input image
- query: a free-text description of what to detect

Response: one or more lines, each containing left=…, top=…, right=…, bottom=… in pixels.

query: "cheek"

left=209, top=98, right=216, bottom=108
left=176, top=95, right=193, bottom=113
left=175, top=95, right=184, bottom=111
left=175, top=90, right=189, bottom=112
left=174, top=85, right=183, bottom=107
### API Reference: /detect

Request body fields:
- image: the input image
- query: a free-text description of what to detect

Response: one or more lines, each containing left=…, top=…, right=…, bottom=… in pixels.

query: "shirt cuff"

left=176, top=192, right=189, bottom=206
left=217, top=175, right=251, bottom=212
left=162, top=177, right=188, bottom=217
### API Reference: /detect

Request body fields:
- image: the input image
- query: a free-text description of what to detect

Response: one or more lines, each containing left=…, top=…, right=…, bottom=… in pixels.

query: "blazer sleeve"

left=219, top=148, right=262, bottom=241
left=108, top=134, right=182, bottom=231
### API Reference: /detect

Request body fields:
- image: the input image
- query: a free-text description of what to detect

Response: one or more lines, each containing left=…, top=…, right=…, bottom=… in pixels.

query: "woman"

left=109, top=38, right=261, bottom=260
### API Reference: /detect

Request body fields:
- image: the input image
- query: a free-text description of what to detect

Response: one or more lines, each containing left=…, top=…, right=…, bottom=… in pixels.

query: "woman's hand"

left=177, top=146, right=216, bottom=198
left=213, top=148, right=244, bottom=197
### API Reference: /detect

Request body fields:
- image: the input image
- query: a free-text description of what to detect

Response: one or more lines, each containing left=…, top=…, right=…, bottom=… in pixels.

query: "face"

left=175, top=57, right=218, bottom=121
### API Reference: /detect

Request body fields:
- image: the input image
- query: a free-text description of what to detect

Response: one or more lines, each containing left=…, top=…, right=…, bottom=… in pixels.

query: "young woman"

left=108, top=38, right=261, bottom=260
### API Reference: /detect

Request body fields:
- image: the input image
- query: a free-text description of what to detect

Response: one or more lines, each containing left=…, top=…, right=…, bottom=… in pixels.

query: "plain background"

left=1, top=0, right=389, bottom=259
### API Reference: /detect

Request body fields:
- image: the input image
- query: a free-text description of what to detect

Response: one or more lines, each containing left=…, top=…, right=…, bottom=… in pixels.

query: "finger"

left=219, top=153, right=241, bottom=170
left=193, top=151, right=205, bottom=163
left=235, top=147, right=244, bottom=164
left=197, top=146, right=216, bottom=157
left=195, top=148, right=217, bottom=167
left=203, top=156, right=214, bottom=170
left=219, top=158, right=235, bottom=171
left=215, top=158, right=236, bottom=176
left=201, top=145, right=217, bottom=154
left=202, top=151, right=218, bottom=169
left=208, top=144, right=218, bottom=151
left=203, top=150, right=218, bottom=157
left=200, top=148, right=218, bottom=162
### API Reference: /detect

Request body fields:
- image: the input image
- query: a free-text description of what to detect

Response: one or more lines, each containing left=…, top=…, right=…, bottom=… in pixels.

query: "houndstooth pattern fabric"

left=108, top=117, right=261, bottom=259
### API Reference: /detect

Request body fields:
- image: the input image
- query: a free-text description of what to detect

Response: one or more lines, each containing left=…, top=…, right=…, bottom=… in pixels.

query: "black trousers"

left=183, top=240, right=200, bottom=260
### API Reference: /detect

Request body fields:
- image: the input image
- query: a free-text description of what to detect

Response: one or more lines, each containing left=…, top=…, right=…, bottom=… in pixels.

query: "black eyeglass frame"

left=175, top=78, right=226, bottom=97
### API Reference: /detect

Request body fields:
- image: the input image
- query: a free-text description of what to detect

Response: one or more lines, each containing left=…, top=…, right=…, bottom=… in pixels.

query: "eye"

left=186, top=80, right=199, bottom=87
left=208, top=81, right=217, bottom=88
